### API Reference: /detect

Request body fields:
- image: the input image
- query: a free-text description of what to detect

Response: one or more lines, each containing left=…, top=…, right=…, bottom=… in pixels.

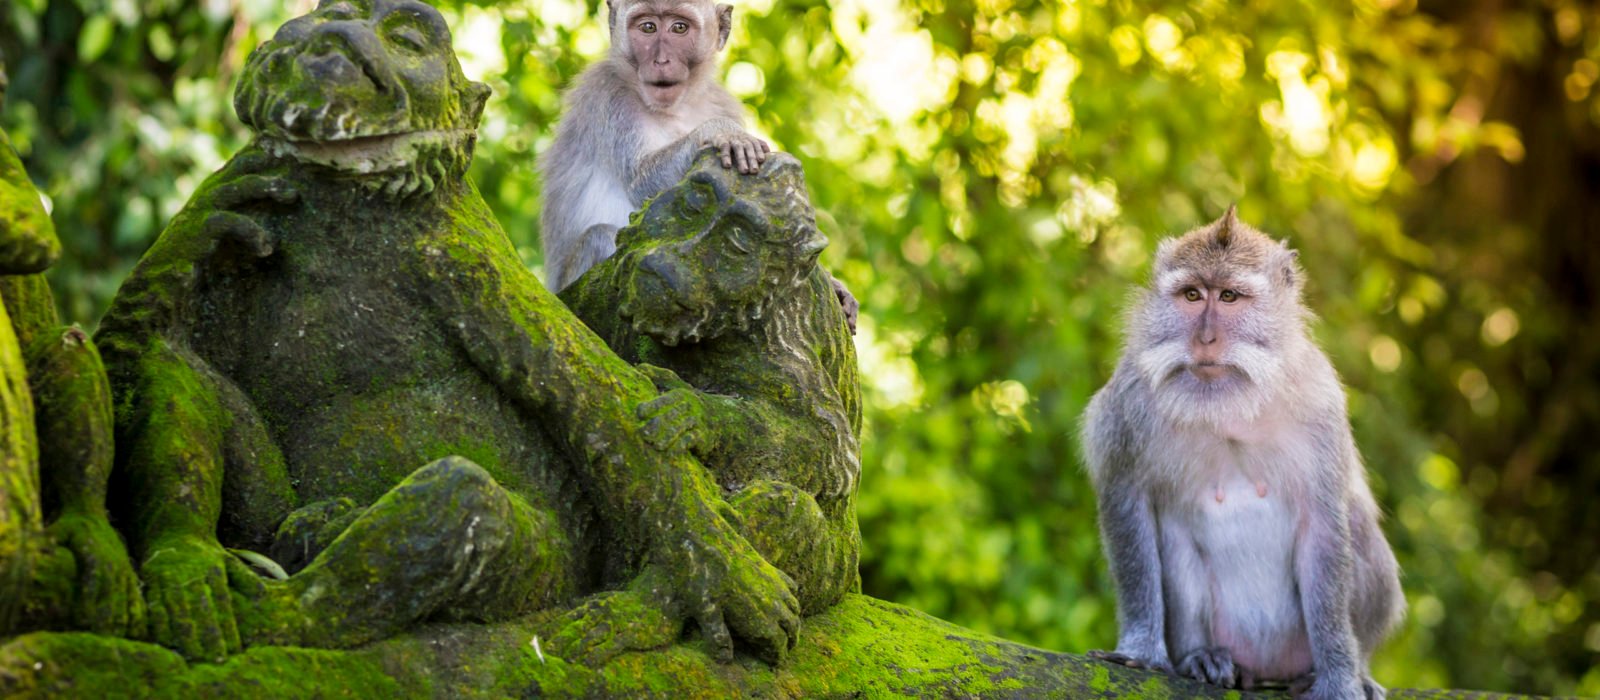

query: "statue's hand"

left=47, top=510, right=146, bottom=638
left=201, top=173, right=299, bottom=258
left=140, top=535, right=241, bottom=661
left=665, top=520, right=802, bottom=666
left=636, top=364, right=711, bottom=456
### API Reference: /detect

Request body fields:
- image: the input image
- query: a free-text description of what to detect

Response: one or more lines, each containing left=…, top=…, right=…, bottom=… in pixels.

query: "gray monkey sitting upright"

left=1081, top=208, right=1405, bottom=700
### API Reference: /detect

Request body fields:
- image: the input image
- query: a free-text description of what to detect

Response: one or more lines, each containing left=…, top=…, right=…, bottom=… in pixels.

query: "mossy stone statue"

left=0, top=52, right=143, bottom=640
left=91, top=0, right=801, bottom=665
left=559, top=152, right=862, bottom=653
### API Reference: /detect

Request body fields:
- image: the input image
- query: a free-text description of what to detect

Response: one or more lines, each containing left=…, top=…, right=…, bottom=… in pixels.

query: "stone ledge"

left=0, top=595, right=1551, bottom=699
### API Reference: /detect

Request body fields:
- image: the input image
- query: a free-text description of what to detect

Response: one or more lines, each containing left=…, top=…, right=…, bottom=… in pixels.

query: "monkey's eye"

left=671, top=21, right=690, bottom=34
left=388, top=26, right=428, bottom=52
left=1219, top=289, right=1239, bottom=303
left=726, top=224, right=754, bottom=254
left=639, top=21, right=658, bottom=33
left=1183, top=288, right=1202, bottom=302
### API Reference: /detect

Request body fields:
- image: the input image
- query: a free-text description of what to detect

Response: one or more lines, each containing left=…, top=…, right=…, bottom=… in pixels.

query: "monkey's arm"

left=1292, top=425, right=1367, bottom=699
left=415, top=220, right=803, bottom=664
left=636, top=366, right=858, bottom=501
left=1083, top=381, right=1172, bottom=671
left=626, top=118, right=766, bottom=202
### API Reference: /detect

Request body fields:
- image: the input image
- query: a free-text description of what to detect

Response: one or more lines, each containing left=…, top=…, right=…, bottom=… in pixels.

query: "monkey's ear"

left=463, top=81, right=492, bottom=128
left=607, top=0, right=620, bottom=34
left=1276, top=240, right=1300, bottom=289
left=716, top=4, right=734, bottom=50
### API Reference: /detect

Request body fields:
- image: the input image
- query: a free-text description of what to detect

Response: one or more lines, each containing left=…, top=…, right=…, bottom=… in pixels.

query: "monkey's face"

left=615, top=0, right=726, bottom=110
left=613, top=152, right=824, bottom=345
left=1134, top=213, right=1303, bottom=421
left=235, top=0, right=488, bottom=154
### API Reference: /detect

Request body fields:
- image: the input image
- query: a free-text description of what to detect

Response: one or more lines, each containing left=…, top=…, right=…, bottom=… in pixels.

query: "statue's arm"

left=415, top=227, right=803, bottom=664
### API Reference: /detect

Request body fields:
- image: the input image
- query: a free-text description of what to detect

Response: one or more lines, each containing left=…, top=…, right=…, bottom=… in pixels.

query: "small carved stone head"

left=614, top=150, right=828, bottom=346
left=233, top=0, right=491, bottom=195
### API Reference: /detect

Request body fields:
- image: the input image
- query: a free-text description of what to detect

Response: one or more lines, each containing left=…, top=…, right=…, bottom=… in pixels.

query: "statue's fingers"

left=224, top=554, right=267, bottom=597
left=126, top=576, right=149, bottom=639
left=696, top=607, right=734, bottom=663
left=209, top=565, right=243, bottom=655
left=212, top=174, right=299, bottom=210
left=204, top=212, right=275, bottom=258
left=146, top=585, right=171, bottom=646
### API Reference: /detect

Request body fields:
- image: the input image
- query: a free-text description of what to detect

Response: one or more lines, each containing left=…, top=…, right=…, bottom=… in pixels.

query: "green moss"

left=0, top=595, right=1540, bottom=699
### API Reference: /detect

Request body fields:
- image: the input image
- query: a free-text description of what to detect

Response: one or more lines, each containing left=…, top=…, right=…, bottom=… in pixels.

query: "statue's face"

left=614, top=153, right=826, bottom=346
left=234, top=0, right=483, bottom=144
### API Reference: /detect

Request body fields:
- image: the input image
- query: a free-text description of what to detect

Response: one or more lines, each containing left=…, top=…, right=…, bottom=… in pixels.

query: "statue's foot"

left=544, top=586, right=681, bottom=667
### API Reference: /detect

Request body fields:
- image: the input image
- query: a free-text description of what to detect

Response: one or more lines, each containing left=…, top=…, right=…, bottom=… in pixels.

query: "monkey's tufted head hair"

left=1153, top=205, right=1303, bottom=299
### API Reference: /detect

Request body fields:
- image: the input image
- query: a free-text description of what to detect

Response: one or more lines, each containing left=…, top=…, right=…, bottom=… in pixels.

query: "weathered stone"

left=0, top=55, right=142, bottom=639
left=0, top=594, right=1559, bottom=699
left=92, top=0, right=802, bottom=665
left=555, top=151, right=862, bottom=663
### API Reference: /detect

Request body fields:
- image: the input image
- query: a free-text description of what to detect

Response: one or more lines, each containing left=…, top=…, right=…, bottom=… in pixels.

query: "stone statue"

left=0, top=51, right=144, bottom=638
left=552, top=151, right=862, bottom=664
left=93, top=0, right=807, bottom=664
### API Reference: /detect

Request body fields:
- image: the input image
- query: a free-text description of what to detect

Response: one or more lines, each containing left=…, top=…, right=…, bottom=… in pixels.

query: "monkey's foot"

left=1175, top=647, right=1238, bottom=688
left=1289, top=671, right=1371, bottom=700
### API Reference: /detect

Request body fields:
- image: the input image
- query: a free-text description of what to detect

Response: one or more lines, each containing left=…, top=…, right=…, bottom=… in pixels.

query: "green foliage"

left=2, top=0, right=1597, bottom=694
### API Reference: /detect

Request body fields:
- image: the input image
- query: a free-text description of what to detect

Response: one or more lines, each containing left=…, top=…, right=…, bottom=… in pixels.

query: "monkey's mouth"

left=1188, top=363, right=1233, bottom=381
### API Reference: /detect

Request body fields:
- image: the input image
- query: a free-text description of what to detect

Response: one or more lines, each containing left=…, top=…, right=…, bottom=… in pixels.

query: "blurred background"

left=2, top=0, right=1597, bottom=693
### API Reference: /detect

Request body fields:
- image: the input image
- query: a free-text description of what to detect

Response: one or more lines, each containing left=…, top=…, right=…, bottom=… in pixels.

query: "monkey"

left=1080, top=207, right=1405, bottom=700
left=538, top=0, right=860, bottom=332
left=538, top=0, right=770, bottom=293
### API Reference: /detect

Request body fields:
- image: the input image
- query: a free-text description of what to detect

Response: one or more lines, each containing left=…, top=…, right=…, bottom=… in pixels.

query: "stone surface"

left=0, top=55, right=142, bottom=640
left=0, top=594, right=1558, bottom=699
left=90, top=0, right=802, bottom=665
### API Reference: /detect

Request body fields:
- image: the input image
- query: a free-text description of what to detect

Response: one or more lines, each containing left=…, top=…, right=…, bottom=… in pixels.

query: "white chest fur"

left=1149, top=407, right=1316, bottom=679
left=636, top=97, right=730, bottom=155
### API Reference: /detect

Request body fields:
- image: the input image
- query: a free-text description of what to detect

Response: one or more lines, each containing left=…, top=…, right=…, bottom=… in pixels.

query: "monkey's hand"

left=830, top=277, right=859, bottom=335
left=636, top=364, right=713, bottom=456
left=1088, top=647, right=1173, bottom=673
left=140, top=534, right=242, bottom=661
left=47, top=510, right=146, bottom=638
left=694, top=119, right=770, bottom=175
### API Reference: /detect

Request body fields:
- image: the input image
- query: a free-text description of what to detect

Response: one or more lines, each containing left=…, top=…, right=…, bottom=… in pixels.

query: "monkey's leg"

left=231, top=457, right=574, bottom=649
left=1162, top=523, right=1240, bottom=688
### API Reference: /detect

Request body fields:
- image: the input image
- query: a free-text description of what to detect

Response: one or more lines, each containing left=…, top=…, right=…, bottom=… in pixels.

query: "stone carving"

left=0, top=53, right=143, bottom=639
left=553, top=151, right=862, bottom=663
left=91, top=0, right=806, bottom=664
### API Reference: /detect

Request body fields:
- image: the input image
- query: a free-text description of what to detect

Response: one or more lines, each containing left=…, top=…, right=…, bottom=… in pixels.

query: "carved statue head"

left=613, top=151, right=828, bottom=346
left=234, top=0, right=491, bottom=196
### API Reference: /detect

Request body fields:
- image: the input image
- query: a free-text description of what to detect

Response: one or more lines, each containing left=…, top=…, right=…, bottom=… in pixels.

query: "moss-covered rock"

left=0, top=595, right=1553, bottom=699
